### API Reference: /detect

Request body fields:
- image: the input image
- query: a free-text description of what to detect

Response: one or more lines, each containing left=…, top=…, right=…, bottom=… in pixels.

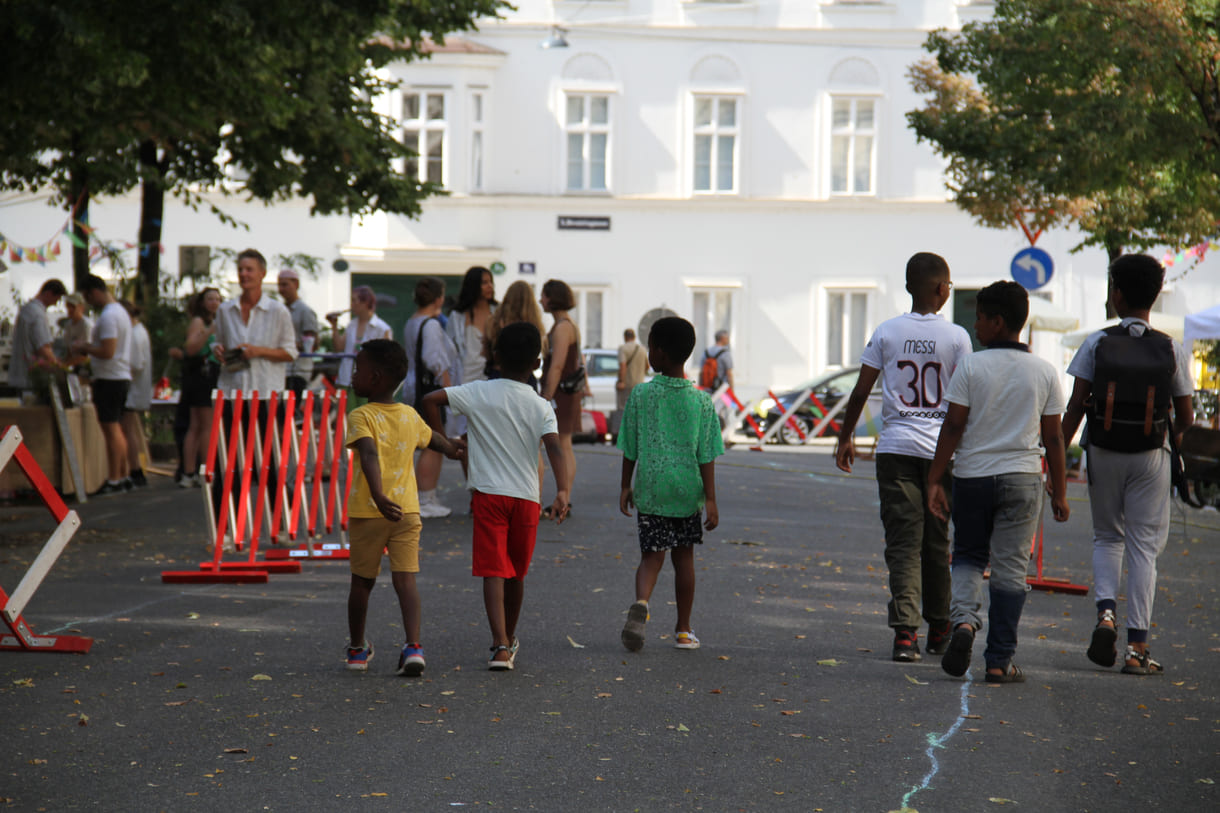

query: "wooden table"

left=0, top=404, right=107, bottom=496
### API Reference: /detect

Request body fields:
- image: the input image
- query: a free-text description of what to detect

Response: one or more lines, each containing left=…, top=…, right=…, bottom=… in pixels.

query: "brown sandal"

left=983, top=663, right=1025, bottom=684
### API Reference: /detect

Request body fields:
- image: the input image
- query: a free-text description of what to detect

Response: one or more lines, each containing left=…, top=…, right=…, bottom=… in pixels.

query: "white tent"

left=1061, top=312, right=1186, bottom=350
left=1027, top=296, right=1079, bottom=333
left=1185, top=304, right=1220, bottom=343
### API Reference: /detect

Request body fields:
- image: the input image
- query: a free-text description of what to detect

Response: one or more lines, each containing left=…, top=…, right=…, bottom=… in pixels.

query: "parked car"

left=744, top=366, right=883, bottom=445
left=582, top=347, right=654, bottom=415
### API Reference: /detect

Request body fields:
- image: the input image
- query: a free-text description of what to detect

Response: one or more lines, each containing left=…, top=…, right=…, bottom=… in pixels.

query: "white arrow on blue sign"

left=1011, top=246, right=1054, bottom=290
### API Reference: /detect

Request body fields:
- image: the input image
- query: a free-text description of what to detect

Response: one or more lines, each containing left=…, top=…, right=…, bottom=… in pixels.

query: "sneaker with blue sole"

left=397, top=643, right=425, bottom=677
left=346, top=640, right=373, bottom=671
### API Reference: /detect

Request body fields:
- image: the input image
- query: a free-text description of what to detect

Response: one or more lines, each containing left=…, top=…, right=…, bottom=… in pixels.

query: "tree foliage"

left=0, top=0, right=506, bottom=295
left=907, top=0, right=1220, bottom=258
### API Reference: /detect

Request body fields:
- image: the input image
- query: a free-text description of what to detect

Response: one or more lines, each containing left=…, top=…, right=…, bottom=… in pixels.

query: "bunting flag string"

left=1161, top=232, right=1220, bottom=283
left=0, top=188, right=90, bottom=267
left=0, top=219, right=162, bottom=268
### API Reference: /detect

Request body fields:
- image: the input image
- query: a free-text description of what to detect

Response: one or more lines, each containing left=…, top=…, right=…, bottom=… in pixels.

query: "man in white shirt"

left=76, top=275, right=134, bottom=495
left=277, top=268, right=319, bottom=397
left=213, top=249, right=298, bottom=397
left=835, top=252, right=972, bottom=662
left=7, top=279, right=67, bottom=397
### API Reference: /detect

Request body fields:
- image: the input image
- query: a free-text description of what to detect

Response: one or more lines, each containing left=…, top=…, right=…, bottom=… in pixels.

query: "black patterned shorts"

left=637, top=512, right=703, bottom=553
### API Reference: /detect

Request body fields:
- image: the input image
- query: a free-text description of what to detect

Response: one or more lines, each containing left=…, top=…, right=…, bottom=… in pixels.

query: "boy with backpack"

left=1061, top=254, right=1194, bottom=676
left=698, top=330, right=733, bottom=392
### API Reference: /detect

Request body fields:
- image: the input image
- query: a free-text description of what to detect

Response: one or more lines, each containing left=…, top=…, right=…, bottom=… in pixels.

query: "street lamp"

left=540, top=26, right=569, bottom=49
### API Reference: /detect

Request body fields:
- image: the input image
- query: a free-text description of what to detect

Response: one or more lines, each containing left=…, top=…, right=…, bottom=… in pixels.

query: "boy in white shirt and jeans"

left=421, top=322, right=571, bottom=671
left=927, top=281, right=1070, bottom=684
left=836, top=252, right=972, bottom=662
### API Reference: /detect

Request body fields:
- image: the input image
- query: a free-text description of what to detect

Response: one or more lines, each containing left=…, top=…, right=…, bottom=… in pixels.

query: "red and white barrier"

left=0, top=426, right=92, bottom=653
left=161, top=388, right=355, bottom=583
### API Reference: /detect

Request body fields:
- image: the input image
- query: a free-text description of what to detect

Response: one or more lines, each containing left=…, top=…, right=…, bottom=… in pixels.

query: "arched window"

left=689, top=55, right=745, bottom=195
left=827, top=57, right=881, bottom=196
left=561, top=54, right=616, bottom=193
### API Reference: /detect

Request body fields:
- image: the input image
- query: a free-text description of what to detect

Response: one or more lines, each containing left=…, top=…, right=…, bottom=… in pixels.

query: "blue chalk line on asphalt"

left=43, top=587, right=216, bottom=634
left=899, top=670, right=973, bottom=811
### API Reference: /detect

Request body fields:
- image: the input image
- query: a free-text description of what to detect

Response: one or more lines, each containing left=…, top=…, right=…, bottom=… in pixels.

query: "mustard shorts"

left=348, top=514, right=422, bottom=578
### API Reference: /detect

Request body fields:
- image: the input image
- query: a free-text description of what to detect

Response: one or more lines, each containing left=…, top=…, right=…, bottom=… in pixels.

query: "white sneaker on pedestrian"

left=419, top=500, right=452, bottom=518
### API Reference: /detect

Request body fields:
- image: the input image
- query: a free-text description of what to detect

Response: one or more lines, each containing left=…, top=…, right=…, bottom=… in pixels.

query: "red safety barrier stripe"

left=289, top=392, right=313, bottom=541
left=233, top=391, right=262, bottom=549
left=204, top=389, right=223, bottom=479
left=212, top=392, right=244, bottom=566
left=271, top=392, right=295, bottom=541
left=309, top=393, right=330, bottom=537
left=325, top=390, right=347, bottom=534
left=13, top=443, right=70, bottom=523
left=723, top=387, right=764, bottom=440
left=767, top=389, right=807, bottom=441
left=248, top=391, right=279, bottom=556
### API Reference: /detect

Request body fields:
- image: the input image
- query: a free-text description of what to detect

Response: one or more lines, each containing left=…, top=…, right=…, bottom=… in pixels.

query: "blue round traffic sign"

left=1011, top=247, right=1054, bottom=290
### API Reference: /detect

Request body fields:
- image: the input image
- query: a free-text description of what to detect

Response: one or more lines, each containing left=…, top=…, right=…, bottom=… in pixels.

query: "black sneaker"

left=926, top=622, right=952, bottom=656
left=892, top=629, right=922, bottom=662
left=942, top=626, right=975, bottom=677
left=130, top=470, right=148, bottom=488
left=91, top=481, right=126, bottom=497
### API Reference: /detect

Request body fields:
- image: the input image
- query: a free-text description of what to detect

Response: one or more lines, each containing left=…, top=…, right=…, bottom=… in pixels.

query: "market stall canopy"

left=1061, top=312, right=1185, bottom=350
left=1027, top=296, right=1079, bottom=333
left=1185, top=303, right=1220, bottom=343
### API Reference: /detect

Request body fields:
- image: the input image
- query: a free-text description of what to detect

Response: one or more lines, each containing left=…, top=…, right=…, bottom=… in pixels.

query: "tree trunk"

left=136, top=140, right=168, bottom=305
left=69, top=160, right=90, bottom=290
left=1103, top=241, right=1123, bottom=320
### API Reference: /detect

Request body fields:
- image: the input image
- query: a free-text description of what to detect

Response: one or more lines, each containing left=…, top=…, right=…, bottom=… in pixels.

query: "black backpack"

left=1086, top=324, right=1175, bottom=453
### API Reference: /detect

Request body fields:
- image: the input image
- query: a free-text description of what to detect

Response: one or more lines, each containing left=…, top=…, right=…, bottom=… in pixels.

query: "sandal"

left=1120, top=645, right=1164, bottom=676
left=488, top=644, right=513, bottom=671
left=1087, top=609, right=1118, bottom=667
left=983, top=663, right=1026, bottom=684
left=941, top=625, right=975, bottom=677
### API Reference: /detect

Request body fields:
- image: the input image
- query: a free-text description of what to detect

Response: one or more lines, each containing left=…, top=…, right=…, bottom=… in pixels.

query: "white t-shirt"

left=446, top=379, right=559, bottom=503
left=946, top=347, right=1066, bottom=478
left=337, top=314, right=392, bottom=387
left=90, top=302, right=132, bottom=381
left=859, top=312, right=973, bottom=458
left=125, top=322, right=153, bottom=409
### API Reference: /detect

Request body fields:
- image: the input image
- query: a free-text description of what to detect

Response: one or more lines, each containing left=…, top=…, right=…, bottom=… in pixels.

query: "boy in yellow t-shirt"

left=344, top=339, right=461, bottom=675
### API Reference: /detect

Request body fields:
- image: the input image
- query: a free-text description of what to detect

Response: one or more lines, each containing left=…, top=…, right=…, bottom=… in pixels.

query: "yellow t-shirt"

left=345, top=402, right=432, bottom=518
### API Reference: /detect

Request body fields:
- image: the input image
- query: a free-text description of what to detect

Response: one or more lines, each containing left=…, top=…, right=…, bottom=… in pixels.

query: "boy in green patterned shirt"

left=617, top=316, right=725, bottom=652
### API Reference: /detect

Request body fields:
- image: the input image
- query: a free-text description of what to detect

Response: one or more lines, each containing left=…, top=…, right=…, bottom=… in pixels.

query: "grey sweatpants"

left=1086, top=445, right=1171, bottom=634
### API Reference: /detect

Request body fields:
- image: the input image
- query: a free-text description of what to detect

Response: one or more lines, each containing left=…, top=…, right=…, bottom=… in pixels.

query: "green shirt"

left=617, top=375, right=725, bottom=517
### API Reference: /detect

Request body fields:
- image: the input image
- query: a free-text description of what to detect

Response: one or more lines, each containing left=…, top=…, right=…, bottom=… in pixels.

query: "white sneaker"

left=178, top=473, right=200, bottom=489
left=419, top=501, right=452, bottom=518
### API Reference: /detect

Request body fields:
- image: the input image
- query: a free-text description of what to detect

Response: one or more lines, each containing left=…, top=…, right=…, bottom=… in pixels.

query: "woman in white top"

left=445, top=266, right=497, bottom=441
left=328, top=285, right=391, bottom=408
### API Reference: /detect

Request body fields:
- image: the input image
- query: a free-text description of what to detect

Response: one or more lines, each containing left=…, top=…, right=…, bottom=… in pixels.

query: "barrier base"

left=199, top=560, right=302, bottom=574
left=265, top=544, right=350, bottom=560
left=1028, top=576, right=1090, bottom=595
left=1, top=617, right=92, bottom=653
left=160, top=570, right=269, bottom=584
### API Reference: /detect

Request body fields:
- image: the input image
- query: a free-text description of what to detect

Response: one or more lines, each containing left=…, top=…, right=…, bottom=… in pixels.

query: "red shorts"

left=471, top=491, right=539, bottom=579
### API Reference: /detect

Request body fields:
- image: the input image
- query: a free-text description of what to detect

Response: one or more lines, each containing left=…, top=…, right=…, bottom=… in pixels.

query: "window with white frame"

left=470, top=89, right=486, bottom=193
left=403, top=89, right=448, bottom=185
left=825, top=289, right=871, bottom=368
left=565, top=93, right=610, bottom=192
left=691, top=287, right=734, bottom=361
left=693, top=96, right=739, bottom=194
left=568, top=286, right=607, bottom=349
left=830, top=97, right=876, bottom=195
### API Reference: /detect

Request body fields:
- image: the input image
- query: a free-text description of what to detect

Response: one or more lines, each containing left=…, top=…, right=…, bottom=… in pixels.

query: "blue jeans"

left=950, top=473, right=1042, bottom=671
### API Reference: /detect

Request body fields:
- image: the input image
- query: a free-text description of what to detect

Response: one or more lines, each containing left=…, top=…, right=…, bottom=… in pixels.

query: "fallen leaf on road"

left=78, top=714, right=89, bottom=726
left=251, top=674, right=272, bottom=681
left=817, top=659, right=843, bottom=667
left=12, top=678, right=33, bottom=688
left=224, top=748, right=248, bottom=754
left=905, top=675, right=928, bottom=685
left=677, top=723, right=690, bottom=732
left=566, top=635, right=585, bottom=649
left=988, top=798, right=1017, bottom=805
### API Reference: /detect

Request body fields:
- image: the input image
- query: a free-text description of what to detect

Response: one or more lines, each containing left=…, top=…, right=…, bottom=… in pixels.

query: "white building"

left=3, top=0, right=1216, bottom=399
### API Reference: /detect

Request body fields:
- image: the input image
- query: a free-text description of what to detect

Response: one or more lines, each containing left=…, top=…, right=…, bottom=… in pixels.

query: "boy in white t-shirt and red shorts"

left=836, top=253, right=972, bottom=662
left=421, top=322, right=571, bottom=671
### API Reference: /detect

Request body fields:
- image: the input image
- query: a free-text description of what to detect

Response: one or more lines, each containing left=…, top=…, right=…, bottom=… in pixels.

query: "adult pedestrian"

left=539, top=279, right=582, bottom=514
left=212, top=249, right=297, bottom=397
left=277, top=269, right=319, bottom=398
left=483, top=280, right=548, bottom=382
left=7, top=278, right=66, bottom=398
left=698, top=330, right=734, bottom=391
left=1061, top=254, right=1195, bottom=676
left=616, top=327, right=647, bottom=410
left=179, top=288, right=221, bottom=487
left=404, top=276, right=459, bottom=518
left=60, top=292, right=92, bottom=370
left=75, top=275, right=133, bottom=496
left=120, top=300, right=152, bottom=488
left=446, top=266, right=497, bottom=451
left=328, top=285, right=390, bottom=410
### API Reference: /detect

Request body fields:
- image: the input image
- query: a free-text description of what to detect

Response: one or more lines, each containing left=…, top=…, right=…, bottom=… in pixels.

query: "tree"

left=0, top=0, right=506, bottom=299
left=907, top=0, right=1220, bottom=260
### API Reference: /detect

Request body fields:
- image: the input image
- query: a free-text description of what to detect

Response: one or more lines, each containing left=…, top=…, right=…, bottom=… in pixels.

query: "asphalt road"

left=1, top=447, right=1217, bottom=812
